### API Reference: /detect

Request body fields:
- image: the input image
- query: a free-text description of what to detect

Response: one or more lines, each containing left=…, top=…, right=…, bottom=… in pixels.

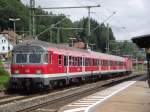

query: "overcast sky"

left=22, top=0, right=150, bottom=40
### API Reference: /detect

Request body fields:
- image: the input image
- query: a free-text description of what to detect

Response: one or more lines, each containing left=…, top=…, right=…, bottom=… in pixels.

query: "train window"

left=49, top=52, right=52, bottom=64
left=101, top=60, right=103, bottom=66
left=102, top=60, right=105, bottom=66
left=79, top=57, right=82, bottom=66
left=99, top=60, right=101, bottom=66
left=104, top=60, right=108, bottom=66
left=69, top=56, right=72, bottom=66
left=85, top=58, right=88, bottom=66
left=64, top=56, right=68, bottom=66
left=58, top=55, right=62, bottom=65
left=72, top=57, right=75, bottom=66
left=43, top=53, right=48, bottom=63
left=103, top=60, right=106, bottom=66
left=103, top=60, right=105, bottom=66
left=29, top=54, right=41, bottom=63
left=87, top=59, right=89, bottom=66
left=109, top=61, right=111, bottom=66
left=116, top=61, right=118, bottom=66
left=73, top=57, right=76, bottom=66
left=96, top=59, right=99, bottom=66
left=113, top=61, right=115, bottom=66
left=76, top=57, right=78, bottom=66
left=77, top=57, right=79, bottom=66
left=93, top=59, right=95, bottom=66
left=16, top=54, right=27, bottom=63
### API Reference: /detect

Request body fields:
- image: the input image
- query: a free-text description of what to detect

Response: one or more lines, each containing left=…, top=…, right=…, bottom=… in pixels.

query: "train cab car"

left=10, top=43, right=50, bottom=89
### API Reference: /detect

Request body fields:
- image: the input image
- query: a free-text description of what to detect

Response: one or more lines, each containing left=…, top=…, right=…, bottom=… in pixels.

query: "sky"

left=22, top=0, right=150, bottom=41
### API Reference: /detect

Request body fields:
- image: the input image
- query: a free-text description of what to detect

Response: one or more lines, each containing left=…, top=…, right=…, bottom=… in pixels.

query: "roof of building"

left=132, top=34, right=150, bottom=48
left=0, top=30, right=22, bottom=40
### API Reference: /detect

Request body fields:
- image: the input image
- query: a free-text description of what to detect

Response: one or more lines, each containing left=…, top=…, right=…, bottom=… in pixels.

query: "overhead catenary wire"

left=92, top=12, right=116, bottom=32
left=36, top=16, right=69, bottom=38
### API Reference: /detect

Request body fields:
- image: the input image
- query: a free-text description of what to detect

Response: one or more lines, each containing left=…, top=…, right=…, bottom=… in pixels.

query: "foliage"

left=75, top=18, right=115, bottom=52
left=0, top=60, right=10, bottom=89
left=0, top=75, right=9, bottom=89
left=0, top=0, right=29, bottom=32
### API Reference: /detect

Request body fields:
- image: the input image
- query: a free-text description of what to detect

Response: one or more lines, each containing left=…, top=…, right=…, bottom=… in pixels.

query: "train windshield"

left=14, top=53, right=42, bottom=64
left=16, top=54, right=27, bottom=63
left=29, top=54, right=41, bottom=63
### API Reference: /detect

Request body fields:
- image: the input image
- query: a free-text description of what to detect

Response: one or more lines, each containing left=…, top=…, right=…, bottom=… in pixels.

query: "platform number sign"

left=147, top=48, right=150, bottom=60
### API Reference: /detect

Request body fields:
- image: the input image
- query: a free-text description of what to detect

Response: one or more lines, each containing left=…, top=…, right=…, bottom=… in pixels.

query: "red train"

left=9, top=40, right=132, bottom=90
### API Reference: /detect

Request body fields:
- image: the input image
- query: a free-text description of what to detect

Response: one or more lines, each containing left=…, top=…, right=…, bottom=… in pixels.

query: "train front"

left=9, top=43, right=49, bottom=90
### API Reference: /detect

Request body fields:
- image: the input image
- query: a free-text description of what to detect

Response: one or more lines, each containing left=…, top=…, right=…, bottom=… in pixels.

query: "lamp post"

left=9, top=18, right=20, bottom=44
left=9, top=18, right=20, bottom=33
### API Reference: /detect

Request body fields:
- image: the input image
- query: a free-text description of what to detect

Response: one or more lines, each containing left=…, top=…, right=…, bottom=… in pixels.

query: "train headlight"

left=25, top=69, right=30, bottom=73
left=36, top=69, right=42, bottom=74
left=14, top=69, right=19, bottom=74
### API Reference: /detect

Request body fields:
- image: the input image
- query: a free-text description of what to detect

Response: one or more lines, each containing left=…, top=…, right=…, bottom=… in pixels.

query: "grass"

left=0, top=75, right=9, bottom=89
left=0, top=60, right=10, bottom=89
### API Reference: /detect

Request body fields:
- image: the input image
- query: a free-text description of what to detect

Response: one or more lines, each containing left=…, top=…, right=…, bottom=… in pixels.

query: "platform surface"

left=59, top=76, right=150, bottom=112
left=94, top=79, right=150, bottom=112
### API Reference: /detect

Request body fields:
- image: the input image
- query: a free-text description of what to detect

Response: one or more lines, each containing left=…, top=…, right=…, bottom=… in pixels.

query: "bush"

left=0, top=60, right=10, bottom=89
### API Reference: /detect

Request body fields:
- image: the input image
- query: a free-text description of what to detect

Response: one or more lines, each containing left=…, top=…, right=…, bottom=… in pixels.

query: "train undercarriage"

left=8, top=71, right=132, bottom=92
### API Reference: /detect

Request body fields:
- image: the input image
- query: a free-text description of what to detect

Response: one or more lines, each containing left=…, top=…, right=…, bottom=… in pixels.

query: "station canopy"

left=132, top=34, right=150, bottom=48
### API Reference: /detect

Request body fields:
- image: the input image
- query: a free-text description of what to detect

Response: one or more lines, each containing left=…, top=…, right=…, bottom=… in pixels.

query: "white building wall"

left=0, top=34, right=13, bottom=54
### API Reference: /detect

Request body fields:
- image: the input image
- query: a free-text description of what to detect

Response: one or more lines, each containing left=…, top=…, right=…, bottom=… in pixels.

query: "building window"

left=2, top=46, right=5, bottom=50
left=8, top=46, right=10, bottom=50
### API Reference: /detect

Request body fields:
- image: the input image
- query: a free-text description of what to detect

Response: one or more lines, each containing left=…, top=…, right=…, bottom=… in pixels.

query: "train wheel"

left=49, top=81, right=54, bottom=90
left=58, top=80, right=66, bottom=88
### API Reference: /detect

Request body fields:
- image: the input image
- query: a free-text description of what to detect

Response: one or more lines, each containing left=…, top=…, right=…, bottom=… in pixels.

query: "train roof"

left=14, top=39, right=125, bottom=62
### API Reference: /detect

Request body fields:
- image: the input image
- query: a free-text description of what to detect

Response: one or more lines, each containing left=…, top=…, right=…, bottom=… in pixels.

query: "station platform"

left=59, top=75, right=150, bottom=112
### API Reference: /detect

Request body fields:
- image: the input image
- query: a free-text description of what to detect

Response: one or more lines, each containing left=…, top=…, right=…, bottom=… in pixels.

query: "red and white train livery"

left=10, top=40, right=132, bottom=89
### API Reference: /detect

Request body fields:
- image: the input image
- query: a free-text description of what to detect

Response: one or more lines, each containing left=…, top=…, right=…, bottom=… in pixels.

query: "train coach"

left=9, top=40, right=132, bottom=90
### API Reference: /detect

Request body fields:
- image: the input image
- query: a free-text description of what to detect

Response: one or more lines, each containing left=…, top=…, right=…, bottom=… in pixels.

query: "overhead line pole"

left=88, top=7, right=91, bottom=36
left=30, top=0, right=35, bottom=36
left=107, top=23, right=110, bottom=53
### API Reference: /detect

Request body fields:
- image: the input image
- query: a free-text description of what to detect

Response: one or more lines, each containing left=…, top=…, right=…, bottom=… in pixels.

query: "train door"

left=82, top=57, right=85, bottom=73
left=64, top=55, right=69, bottom=75
left=57, top=55, right=64, bottom=73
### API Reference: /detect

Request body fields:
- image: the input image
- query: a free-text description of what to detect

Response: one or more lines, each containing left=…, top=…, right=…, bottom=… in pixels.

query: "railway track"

left=0, top=73, right=143, bottom=112
left=0, top=95, right=27, bottom=105
left=0, top=92, right=52, bottom=106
